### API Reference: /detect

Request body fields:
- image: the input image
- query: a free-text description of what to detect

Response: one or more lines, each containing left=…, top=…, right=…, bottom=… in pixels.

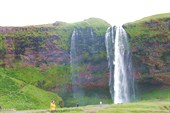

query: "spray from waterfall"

left=105, top=26, right=135, bottom=104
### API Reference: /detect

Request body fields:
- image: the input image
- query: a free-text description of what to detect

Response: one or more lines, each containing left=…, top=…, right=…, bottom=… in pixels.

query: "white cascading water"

left=70, top=29, right=75, bottom=68
left=105, top=26, right=135, bottom=104
left=70, top=29, right=85, bottom=105
left=70, top=29, right=81, bottom=98
left=105, top=27, right=115, bottom=101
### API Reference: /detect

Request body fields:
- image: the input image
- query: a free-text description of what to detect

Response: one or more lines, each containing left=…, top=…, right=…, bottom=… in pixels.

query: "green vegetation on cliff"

left=73, top=18, right=111, bottom=36
left=0, top=35, right=4, bottom=50
left=5, top=64, right=71, bottom=91
left=0, top=18, right=110, bottom=50
left=124, top=13, right=170, bottom=85
left=124, top=13, right=170, bottom=48
left=133, top=13, right=170, bottom=23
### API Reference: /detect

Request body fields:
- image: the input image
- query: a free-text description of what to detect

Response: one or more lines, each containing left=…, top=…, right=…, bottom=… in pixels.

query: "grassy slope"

left=0, top=67, right=62, bottom=110
left=5, top=64, right=71, bottom=90
left=72, top=18, right=111, bottom=36
left=133, top=13, right=170, bottom=23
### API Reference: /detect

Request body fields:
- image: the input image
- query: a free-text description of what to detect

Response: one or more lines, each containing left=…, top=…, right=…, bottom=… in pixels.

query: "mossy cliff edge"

left=124, top=13, right=170, bottom=87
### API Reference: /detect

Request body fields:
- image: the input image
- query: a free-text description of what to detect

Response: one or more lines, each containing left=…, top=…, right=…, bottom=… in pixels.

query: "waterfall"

left=105, top=26, right=135, bottom=104
left=70, top=29, right=76, bottom=69
left=70, top=29, right=84, bottom=100
left=105, top=27, right=116, bottom=101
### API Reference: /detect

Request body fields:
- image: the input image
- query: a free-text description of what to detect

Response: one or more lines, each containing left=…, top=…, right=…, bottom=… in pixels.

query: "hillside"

left=0, top=18, right=111, bottom=108
left=0, top=67, right=62, bottom=110
left=124, top=13, right=170, bottom=87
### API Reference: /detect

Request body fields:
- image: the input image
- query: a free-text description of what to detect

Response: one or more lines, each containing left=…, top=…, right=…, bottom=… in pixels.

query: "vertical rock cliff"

left=124, top=13, right=170, bottom=87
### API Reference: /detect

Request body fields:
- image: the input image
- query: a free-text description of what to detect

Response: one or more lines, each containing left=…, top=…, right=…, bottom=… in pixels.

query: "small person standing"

left=50, top=100, right=56, bottom=113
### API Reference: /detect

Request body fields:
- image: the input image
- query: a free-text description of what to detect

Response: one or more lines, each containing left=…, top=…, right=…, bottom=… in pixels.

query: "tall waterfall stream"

left=105, top=26, right=135, bottom=104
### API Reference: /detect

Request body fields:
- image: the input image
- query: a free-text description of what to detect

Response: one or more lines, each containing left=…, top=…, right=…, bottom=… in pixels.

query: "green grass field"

left=97, top=101, right=170, bottom=113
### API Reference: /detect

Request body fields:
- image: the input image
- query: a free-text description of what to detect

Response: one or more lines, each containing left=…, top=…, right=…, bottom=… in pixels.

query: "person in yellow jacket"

left=50, top=100, right=56, bottom=113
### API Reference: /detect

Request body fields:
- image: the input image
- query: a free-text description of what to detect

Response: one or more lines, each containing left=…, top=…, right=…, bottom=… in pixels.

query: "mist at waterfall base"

left=105, top=26, right=135, bottom=104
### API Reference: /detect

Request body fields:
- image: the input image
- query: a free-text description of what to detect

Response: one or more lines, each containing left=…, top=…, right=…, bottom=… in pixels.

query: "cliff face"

left=70, top=27, right=108, bottom=88
left=70, top=26, right=110, bottom=96
left=0, top=18, right=111, bottom=106
left=0, top=18, right=110, bottom=68
left=124, top=13, right=170, bottom=86
left=1, top=35, right=70, bottom=67
left=0, top=24, right=71, bottom=68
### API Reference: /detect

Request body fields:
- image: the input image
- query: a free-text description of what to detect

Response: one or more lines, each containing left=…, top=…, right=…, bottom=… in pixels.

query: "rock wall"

left=70, top=27, right=109, bottom=89
left=124, top=14, right=170, bottom=87
left=0, top=35, right=70, bottom=68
